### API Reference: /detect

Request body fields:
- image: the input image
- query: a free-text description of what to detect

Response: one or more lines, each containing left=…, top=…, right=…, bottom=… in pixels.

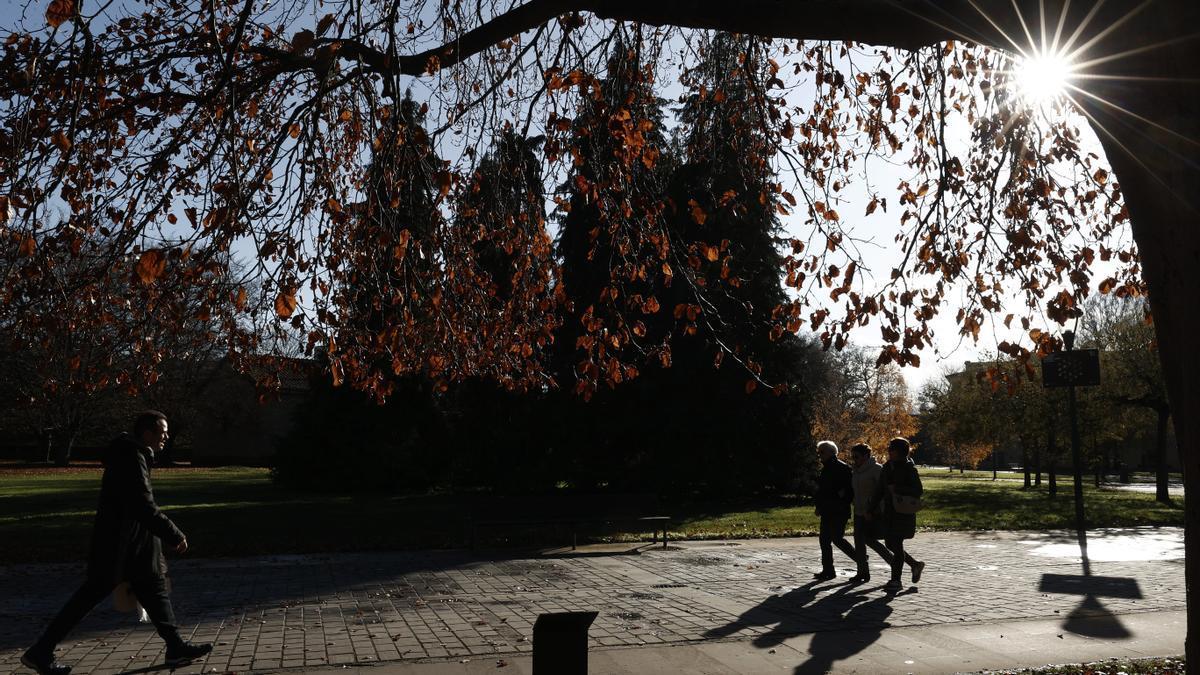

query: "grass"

left=665, top=475, right=1182, bottom=540
left=0, top=465, right=1184, bottom=564
left=925, top=467, right=1183, bottom=484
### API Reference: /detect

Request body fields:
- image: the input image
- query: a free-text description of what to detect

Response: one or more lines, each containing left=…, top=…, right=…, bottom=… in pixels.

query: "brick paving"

left=0, top=527, right=1184, bottom=674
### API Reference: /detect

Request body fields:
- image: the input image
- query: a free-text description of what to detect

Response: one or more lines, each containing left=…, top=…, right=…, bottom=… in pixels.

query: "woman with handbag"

left=870, top=437, right=927, bottom=591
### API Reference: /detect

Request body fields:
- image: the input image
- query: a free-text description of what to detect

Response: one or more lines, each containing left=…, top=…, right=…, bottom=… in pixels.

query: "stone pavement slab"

left=0, top=527, right=1184, bottom=674
left=285, top=610, right=1185, bottom=674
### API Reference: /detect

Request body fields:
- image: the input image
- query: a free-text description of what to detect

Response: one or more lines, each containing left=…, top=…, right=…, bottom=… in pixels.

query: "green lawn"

left=920, top=467, right=1183, bottom=483
left=0, top=466, right=1184, bottom=564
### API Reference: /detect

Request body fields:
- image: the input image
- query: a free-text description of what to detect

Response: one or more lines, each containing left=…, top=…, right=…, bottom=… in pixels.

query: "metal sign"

left=1042, top=349, right=1101, bottom=388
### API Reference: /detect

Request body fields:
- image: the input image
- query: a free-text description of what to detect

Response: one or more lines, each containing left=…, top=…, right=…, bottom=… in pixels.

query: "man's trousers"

left=33, top=573, right=182, bottom=655
left=819, top=513, right=857, bottom=573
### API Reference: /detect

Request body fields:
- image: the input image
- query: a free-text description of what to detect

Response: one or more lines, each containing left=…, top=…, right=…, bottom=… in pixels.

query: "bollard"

left=532, top=611, right=598, bottom=675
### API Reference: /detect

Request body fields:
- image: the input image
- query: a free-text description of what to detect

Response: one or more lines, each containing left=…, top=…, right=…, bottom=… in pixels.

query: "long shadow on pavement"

left=704, top=578, right=907, bottom=673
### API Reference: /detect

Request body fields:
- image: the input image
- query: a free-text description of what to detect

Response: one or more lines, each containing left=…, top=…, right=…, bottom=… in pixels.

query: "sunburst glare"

left=1012, top=49, right=1076, bottom=111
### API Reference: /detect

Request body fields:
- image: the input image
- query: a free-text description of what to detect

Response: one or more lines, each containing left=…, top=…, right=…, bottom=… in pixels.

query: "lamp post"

left=1041, top=330, right=1100, bottom=530
left=1063, top=330, right=1086, bottom=530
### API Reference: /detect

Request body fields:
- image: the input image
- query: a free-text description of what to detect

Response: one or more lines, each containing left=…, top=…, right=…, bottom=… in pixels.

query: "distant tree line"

left=916, top=294, right=1175, bottom=503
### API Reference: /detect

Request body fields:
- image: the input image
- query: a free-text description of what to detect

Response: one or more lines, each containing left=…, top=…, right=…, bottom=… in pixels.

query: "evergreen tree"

left=446, top=130, right=560, bottom=492
left=274, top=95, right=447, bottom=490
left=551, top=36, right=680, bottom=489
left=652, top=32, right=813, bottom=493
left=551, top=32, right=818, bottom=494
left=553, top=37, right=677, bottom=390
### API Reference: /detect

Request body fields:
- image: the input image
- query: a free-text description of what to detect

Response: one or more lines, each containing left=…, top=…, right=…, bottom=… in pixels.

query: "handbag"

left=892, top=493, right=924, bottom=514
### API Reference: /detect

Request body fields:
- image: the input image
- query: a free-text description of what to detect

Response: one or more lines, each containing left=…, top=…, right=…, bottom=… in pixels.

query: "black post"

left=533, top=611, right=598, bottom=675
left=1064, top=331, right=1086, bottom=530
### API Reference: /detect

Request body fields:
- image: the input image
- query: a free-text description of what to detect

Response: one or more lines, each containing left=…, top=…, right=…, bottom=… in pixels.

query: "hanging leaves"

left=135, top=249, right=166, bottom=284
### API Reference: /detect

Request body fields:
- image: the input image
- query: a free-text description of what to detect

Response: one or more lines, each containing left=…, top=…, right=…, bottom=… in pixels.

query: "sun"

left=1012, top=50, right=1075, bottom=111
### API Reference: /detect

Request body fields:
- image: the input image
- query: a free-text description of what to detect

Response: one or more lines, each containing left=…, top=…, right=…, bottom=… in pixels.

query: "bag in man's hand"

left=113, top=582, right=150, bottom=623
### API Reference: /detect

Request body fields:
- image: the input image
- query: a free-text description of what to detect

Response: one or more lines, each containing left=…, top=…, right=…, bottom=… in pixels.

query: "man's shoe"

left=883, top=579, right=902, bottom=592
left=20, top=650, right=71, bottom=675
left=165, top=642, right=212, bottom=666
left=849, top=574, right=870, bottom=584
left=911, top=560, right=926, bottom=583
left=812, top=570, right=837, bottom=581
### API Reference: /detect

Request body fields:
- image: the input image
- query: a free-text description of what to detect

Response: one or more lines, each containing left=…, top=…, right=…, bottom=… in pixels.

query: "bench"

left=467, top=493, right=670, bottom=551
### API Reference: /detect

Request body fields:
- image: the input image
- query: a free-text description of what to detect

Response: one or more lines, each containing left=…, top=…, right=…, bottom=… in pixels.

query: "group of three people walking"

left=814, top=436, right=925, bottom=591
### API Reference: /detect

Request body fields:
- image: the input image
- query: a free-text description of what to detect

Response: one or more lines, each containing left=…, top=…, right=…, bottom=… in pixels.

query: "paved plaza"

left=0, top=527, right=1184, bottom=674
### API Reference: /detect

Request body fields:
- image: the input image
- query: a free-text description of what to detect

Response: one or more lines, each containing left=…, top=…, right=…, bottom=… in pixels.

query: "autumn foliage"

left=0, top=3, right=1139, bottom=403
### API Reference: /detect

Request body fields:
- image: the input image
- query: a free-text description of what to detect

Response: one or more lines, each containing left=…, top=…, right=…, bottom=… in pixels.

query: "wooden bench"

left=468, top=493, right=670, bottom=551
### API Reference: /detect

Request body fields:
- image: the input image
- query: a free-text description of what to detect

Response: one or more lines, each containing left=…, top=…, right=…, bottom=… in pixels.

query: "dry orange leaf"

left=45, top=0, right=74, bottom=28
left=275, top=289, right=298, bottom=318
left=135, top=249, right=166, bottom=284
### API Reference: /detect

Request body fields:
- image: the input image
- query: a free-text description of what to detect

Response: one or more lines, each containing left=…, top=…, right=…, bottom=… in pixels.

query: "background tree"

left=0, top=231, right=250, bottom=462
left=811, top=346, right=917, bottom=457
left=917, top=372, right=994, bottom=473
left=1080, top=294, right=1173, bottom=502
left=650, top=31, right=814, bottom=493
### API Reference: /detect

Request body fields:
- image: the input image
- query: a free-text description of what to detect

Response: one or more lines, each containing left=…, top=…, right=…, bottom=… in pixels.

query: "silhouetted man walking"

left=813, top=440, right=856, bottom=580
left=22, top=411, right=211, bottom=675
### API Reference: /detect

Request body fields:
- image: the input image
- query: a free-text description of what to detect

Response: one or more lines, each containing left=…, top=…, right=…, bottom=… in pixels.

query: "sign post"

left=1041, top=331, right=1101, bottom=529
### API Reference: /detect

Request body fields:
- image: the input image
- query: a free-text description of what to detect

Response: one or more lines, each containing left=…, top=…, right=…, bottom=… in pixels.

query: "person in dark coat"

left=812, top=440, right=856, bottom=580
left=869, top=437, right=926, bottom=591
left=21, top=411, right=212, bottom=675
left=848, top=443, right=894, bottom=583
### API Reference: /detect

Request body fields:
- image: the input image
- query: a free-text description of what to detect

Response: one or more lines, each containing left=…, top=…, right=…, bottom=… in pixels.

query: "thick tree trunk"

left=1155, top=408, right=1172, bottom=504
left=1046, top=417, right=1059, bottom=498
left=40, top=428, right=52, bottom=463
left=51, top=431, right=75, bottom=466
left=1077, top=3, right=1200, bottom=663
